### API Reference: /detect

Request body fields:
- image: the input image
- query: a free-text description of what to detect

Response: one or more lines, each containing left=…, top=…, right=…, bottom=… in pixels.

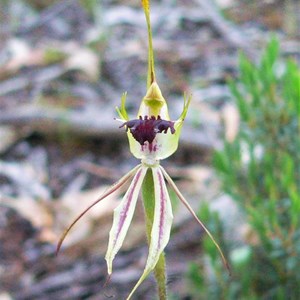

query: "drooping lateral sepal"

left=160, top=165, right=231, bottom=274
left=56, top=164, right=142, bottom=255
left=126, top=166, right=173, bottom=299
left=105, top=166, right=148, bottom=274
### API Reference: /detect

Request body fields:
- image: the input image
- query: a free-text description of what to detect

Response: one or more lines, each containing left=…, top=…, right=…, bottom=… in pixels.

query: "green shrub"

left=187, top=38, right=300, bottom=300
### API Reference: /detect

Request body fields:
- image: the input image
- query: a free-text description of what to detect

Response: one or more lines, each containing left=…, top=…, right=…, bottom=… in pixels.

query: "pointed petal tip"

left=126, top=271, right=151, bottom=300
left=104, top=166, right=148, bottom=281
left=103, top=274, right=112, bottom=288
left=179, top=93, right=192, bottom=121
left=223, top=258, right=232, bottom=276
left=56, top=232, right=67, bottom=255
left=124, top=167, right=173, bottom=299
left=105, top=257, right=113, bottom=275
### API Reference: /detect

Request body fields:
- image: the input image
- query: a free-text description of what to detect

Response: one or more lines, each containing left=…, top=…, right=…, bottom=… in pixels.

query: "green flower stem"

left=142, top=168, right=167, bottom=300
left=142, top=0, right=156, bottom=88
left=153, top=252, right=167, bottom=300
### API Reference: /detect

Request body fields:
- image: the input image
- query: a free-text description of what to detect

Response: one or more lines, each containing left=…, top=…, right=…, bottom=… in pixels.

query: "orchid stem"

left=142, top=169, right=167, bottom=300
left=142, top=0, right=156, bottom=88
left=153, top=252, right=167, bottom=300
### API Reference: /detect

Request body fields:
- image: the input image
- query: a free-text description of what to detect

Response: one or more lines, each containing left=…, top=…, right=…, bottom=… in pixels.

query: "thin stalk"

left=142, top=0, right=156, bottom=88
left=142, top=169, right=167, bottom=300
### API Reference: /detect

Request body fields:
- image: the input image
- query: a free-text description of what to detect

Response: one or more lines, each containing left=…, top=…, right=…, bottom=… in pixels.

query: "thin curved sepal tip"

left=160, top=166, right=231, bottom=275
left=56, top=197, right=107, bottom=255
left=103, top=274, right=112, bottom=288
left=56, top=164, right=141, bottom=255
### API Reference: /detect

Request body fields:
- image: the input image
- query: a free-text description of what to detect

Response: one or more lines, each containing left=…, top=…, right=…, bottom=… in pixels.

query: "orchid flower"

left=57, top=1, right=229, bottom=299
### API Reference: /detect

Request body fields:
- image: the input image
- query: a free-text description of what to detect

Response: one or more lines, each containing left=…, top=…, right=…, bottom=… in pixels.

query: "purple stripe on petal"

left=114, top=168, right=143, bottom=244
left=105, top=166, right=148, bottom=275
left=157, top=170, right=166, bottom=249
left=124, top=167, right=173, bottom=299
left=147, top=167, right=173, bottom=264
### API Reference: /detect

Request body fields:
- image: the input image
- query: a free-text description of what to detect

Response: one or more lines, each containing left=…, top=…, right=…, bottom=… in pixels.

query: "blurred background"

left=0, top=0, right=299, bottom=299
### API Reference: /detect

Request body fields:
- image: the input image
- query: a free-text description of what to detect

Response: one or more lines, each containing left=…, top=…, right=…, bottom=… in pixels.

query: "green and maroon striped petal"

left=105, top=166, right=148, bottom=274
left=126, top=166, right=173, bottom=299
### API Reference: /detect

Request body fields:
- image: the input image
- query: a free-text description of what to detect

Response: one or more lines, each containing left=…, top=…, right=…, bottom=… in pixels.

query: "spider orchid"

left=57, top=1, right=229, bottom=299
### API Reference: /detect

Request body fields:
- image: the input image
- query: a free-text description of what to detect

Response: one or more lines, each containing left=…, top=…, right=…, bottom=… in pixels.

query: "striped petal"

left=126, top=166, right=173, bottom=299
left=105, top=166, right=148, bottom=274
left=56, top=164, right=142, bottom=254
left=160, top=166, right=230, bottom=273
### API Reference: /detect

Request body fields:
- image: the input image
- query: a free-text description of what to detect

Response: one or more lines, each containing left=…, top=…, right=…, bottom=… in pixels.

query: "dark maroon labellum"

left=120, top=116, right=175, bottom=145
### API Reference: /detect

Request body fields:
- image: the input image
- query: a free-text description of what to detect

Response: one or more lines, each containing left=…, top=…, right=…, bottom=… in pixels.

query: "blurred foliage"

left=187, top=38, right=300, bottom=299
